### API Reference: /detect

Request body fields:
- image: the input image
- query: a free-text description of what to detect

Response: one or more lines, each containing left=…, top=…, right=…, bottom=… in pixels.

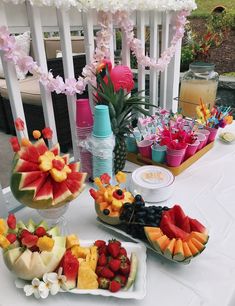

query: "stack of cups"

left=92, top=105, right=115, bottom=179
left=76, top=99, right=93, bottom=179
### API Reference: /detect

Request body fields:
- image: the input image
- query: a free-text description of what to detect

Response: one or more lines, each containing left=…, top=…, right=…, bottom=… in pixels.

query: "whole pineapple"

left=94, top=62, right=155, bottom=173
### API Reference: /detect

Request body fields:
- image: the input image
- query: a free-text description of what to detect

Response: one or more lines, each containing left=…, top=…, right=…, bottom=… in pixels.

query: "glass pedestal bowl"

left=37, top=204, right=70, bottom=235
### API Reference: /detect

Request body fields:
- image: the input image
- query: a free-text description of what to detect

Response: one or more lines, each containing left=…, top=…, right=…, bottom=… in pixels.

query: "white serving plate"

left=97, top=219, right=190, bottom=265
left=66, top=240, right=147, bottom=299
left=129, top=165, right=175, bottom=203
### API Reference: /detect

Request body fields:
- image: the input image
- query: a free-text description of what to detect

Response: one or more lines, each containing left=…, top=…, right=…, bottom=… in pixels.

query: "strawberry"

left=99, top=245, right=108, bottom=256
left=117, top=254, right=130, bottom=264
left=107, top=240, right=120, bottom=258
left=98, top=253, right=107, bottom=266
left=21, top=234, right=38, bottom=248
left=100, top=267, right=114, bottom=279
left=6, top=233, right=17, bottom=244
left=95, top=240, right=106, bottom=248
left=109, top=258, right=121, bottom=272
left=119, top=262, right=130, bottom=276
left=19, top=229, right=31, bottom=240
left=98, top=277, right=110, bottom=289
left=114, top=274, right=127, bottom=287
left=96, top=266, right=104, bottom=276
left=34, top=226, right=47, bottom=237
left=109, top=280, right=121, bottom=292
left=119, top=247, right=127, bottom=256
left=7, top=214, right=16, bottom=229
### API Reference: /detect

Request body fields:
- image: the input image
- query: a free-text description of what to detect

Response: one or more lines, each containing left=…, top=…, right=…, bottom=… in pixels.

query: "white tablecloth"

left=1, top=124, right=235, bottom=306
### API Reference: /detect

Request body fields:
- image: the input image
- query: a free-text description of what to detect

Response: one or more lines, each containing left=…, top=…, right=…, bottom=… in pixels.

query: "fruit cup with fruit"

left=9, top=119, right=87, bottom=221
left=0, top=214, right=66, bottom=280
left=89, top=172, right=134, bottom=225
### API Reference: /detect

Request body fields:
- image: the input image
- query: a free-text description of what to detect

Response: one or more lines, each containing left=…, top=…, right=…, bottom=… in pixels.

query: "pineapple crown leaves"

left=93, top=65, right=157, bottom=136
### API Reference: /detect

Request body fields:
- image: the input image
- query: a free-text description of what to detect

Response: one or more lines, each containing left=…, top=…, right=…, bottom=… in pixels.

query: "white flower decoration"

left=45, top=267, right=68, bottom=295
left=23, top=278, right=45, bottom=299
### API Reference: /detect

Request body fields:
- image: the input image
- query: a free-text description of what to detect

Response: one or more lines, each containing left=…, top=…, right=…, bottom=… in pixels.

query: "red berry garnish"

left=34, top=226, right=47, bottom=237
left=109, top=280, right=121, bottom=292
left=21, top=234, right=38, bottom=248
left=6, top=233, right=17, bottom=244
left=7, top=214, right=16, bottom=229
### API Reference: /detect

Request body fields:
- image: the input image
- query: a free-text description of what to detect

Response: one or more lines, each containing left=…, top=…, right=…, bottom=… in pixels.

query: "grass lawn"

left=191, top=0, right=235, bottom=17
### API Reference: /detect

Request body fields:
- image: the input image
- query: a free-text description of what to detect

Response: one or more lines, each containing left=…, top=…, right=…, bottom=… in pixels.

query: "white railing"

left=0, top=1, right=182, bottom=211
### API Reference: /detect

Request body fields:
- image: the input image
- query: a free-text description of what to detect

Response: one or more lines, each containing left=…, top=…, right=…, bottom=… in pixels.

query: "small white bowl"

left=129, top=165, right=174, bottom=203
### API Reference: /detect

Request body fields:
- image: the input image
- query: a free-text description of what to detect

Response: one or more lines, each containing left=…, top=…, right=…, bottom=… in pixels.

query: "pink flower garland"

left=0, top=11, right=113, bottom=96
left=0, top=10, right=188, bottom=96
left=115, top=10, right=189, bottom=71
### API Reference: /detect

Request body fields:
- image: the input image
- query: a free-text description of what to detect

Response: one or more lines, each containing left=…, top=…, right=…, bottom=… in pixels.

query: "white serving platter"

left=67, top=240, right=147, bottom=299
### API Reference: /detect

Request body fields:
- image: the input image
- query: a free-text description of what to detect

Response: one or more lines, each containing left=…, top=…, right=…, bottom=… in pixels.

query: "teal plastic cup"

left=92, top=105, right=112, bottom=138
left=151, top=144, right=167, bottom=163
left=126, top=135, right=138, bottom=153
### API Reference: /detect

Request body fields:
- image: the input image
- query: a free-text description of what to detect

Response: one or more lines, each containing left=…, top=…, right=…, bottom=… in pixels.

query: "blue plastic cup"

left=151, top=144, right=167, bottom=163
left=126, top=135, right=138, bottom=153
left=92, top=105, right=112, bottom=138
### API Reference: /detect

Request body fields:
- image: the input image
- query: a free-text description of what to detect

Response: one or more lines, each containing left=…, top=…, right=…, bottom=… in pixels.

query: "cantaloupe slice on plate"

left=152, top=235, right=169, bottom=253
left=182, top=241, right=193, bottom=260
left=144, top=227, right=163, bottom=249
left=186, top=239, right=200, bottom=257
left=189, top=231, right=209, bottom=245
left=173, top=239, right=185, bottom=262
left=163, top=238, right=176, bottom=260
left=191, top=238, right=205, bottom=253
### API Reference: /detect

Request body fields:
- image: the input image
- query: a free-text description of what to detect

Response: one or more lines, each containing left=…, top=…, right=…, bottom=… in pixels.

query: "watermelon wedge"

left=34, top=139, right=48, bottom=155
left=50, top=143, right=60, bottom=156
left=18, top=146, right=40, bottom=164
left=189, top=218, right=207, bottom=234
left=171, top=205, right=186, bottom=227
left=160, top=214, right=190, bottom=241
left=14, top=159, right=39, bottom=172
left=19, top=171, right=45, bottom=189
left=61, top=250, right=79, bottom=289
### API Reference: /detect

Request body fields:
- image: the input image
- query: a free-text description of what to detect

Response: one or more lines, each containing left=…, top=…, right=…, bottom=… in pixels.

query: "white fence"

left=0, top=1, right=182, bottom=208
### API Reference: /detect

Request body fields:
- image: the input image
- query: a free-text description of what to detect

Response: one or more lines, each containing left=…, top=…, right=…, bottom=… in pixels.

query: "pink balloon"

left=110, top=65, right=134, bottom=93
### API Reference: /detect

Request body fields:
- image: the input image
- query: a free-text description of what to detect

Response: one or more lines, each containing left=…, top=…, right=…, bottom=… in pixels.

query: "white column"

left=81, top=10, right=95, bottom=112
left=56, top=8, right=79, bottom=162
left=159, top=12, right=170, bottom=109
left=0, top=2, right=28, bottom=140
left=149, top=11, right=160, bottom=114
left=137, top=11, right=146, bottom=98
left=166, top=12, right=182, bottom=113
left=26, top=1, right=58, bottom=146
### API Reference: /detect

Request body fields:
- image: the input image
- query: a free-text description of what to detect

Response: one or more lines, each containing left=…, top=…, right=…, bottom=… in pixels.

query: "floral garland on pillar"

left=0, top=9, right=188, bottom=96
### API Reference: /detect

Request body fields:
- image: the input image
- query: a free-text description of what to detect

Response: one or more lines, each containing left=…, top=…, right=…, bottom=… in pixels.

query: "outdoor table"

left=1, top=122, right=235, bottom=306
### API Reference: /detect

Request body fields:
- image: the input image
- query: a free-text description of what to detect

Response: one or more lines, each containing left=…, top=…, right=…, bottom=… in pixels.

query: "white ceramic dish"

left=129, top=165, right=175, bottom=203
left=67, top=240, right=147, bottom=299
left=219, top=132, right=235, bottom=144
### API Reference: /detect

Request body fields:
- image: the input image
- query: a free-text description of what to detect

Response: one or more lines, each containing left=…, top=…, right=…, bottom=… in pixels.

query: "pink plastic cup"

left=196, top=133, right=207, bottom=151
left=166, top=147, right=186, bottom=167
left=76, top=98, right=93, bottom=128
left=137, top=140, right=153, bottom=159
left=184, top=140, right=200, bottom=160
left=198, top=129, right=210, bottom=144
left=206, top=127, right=218, bottom=143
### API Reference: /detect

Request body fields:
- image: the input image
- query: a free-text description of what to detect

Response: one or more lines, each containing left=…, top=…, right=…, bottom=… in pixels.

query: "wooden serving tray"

left=126, top=141, right=214, bottom=176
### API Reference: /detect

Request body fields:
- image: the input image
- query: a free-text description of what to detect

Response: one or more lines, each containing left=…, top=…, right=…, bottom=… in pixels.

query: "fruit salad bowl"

left=1, top=215, right=65, bottom=280
left=0, top=215, right=144, bottom=300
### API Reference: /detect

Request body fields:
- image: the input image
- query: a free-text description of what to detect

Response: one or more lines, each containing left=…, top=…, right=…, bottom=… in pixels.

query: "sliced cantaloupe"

left=187, top=239, right=200, bottom=257
left=173, top=239, right=185, bottom=262
left=191, top=238, right=205, bottom=253
left=182, top=241, right=193, bottom=260
left=189, top=231, right=209, bottom=245
left=144, top=227, right=163, bottom=249
left=164, top=238, right=176, bottom=260
left=152, top=235, right=169, bottom=253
